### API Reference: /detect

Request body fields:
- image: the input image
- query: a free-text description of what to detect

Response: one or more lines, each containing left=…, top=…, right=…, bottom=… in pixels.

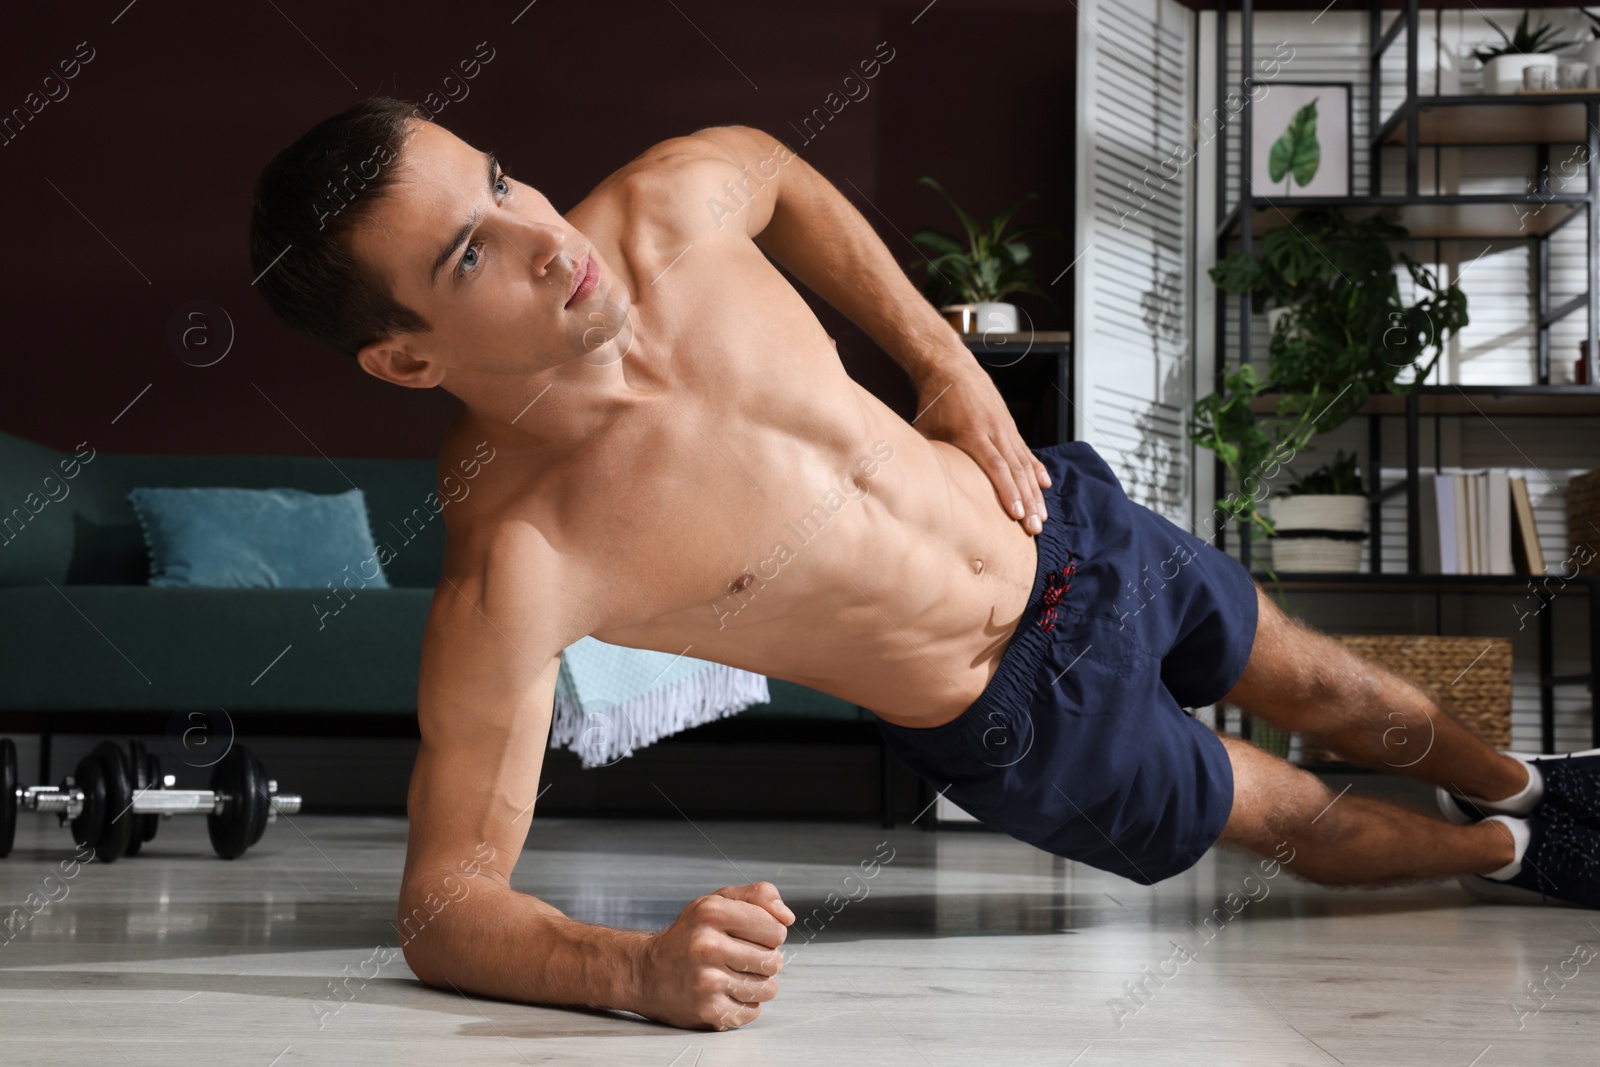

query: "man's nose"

left=531, top=228, right=568, bottom=279
left=505, top=217, right=567, bottom=278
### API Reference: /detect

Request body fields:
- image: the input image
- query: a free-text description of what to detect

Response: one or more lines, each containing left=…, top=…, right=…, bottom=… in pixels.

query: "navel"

left=971, top=557, right=984, bottom=575
left=729, top=570, right=756, bottom=593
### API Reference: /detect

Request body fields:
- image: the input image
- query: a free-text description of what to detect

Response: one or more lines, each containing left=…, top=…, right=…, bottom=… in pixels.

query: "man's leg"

left=1208, top=585, right=1526, bottom=885
left=1216, top=732, right=1514, bottom=884
left=1222, top=586, right=1529, bottom=803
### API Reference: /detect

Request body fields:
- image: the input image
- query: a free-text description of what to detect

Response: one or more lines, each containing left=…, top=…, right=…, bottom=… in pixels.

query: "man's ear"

left=356, top=336, right=445, bottom=389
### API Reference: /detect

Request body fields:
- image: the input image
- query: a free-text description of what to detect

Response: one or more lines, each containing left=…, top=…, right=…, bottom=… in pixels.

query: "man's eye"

left=457, top=176, right=509, bottom=279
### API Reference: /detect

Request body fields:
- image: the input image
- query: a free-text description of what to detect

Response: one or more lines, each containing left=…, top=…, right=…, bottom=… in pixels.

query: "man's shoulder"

left=574, top=126, right=792, bottom=236
left=431, top=495, right=592, bottom=635
left=585, top=141, right=733, bottom=211
left=627, top=125, right=789, bottom=170
left=432, top=430, right=589, bottom=591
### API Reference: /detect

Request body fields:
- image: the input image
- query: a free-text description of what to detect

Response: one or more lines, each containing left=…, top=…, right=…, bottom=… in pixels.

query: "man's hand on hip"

left=638, top=882, right=794, bottom=1030
left=913, top=364, right=1051, bottom=535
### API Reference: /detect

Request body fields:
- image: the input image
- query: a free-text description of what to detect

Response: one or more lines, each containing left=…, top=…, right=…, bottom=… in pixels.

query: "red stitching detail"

left=1034, top=556, right=1078, bottom=634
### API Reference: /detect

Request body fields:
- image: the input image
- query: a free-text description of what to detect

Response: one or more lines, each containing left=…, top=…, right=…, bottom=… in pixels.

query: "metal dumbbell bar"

left=0, top=737, right=301, bottom=862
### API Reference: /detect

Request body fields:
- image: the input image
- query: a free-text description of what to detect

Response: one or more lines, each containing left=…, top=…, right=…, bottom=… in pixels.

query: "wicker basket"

left=1299, top=635, right=1512, bottom=765
left=1570, top=469, right=1600, bottom=576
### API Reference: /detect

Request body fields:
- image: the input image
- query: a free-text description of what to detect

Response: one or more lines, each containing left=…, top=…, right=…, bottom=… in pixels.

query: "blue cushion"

left=127, top=487, right=390, bottom=590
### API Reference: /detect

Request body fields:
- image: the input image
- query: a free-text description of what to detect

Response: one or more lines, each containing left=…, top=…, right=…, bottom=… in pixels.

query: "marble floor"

left=0, top=806, right=1596, bottom=1067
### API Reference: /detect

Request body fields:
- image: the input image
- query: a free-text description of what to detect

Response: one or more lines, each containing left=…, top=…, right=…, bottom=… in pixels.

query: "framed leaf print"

left=1249, top=82, right=1351, bottom=199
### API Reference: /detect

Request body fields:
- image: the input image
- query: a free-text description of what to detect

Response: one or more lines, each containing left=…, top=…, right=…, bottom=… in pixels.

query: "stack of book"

left=1419, top=471, right=1544, bottom=575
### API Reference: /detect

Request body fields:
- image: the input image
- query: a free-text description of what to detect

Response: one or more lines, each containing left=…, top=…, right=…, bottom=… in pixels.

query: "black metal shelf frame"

left=1211, top=0, right=1600, bottom=751
left=1366, top=2, right=1600, bottom=387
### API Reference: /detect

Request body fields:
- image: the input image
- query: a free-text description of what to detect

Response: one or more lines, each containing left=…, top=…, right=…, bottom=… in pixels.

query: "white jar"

left=1483, top=53, right=1558, bottom=94
left=973, top=302, right=1019, bottom=335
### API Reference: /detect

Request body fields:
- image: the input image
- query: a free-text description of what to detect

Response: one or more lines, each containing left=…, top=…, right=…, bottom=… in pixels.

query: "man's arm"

left=689, top=124, right=1051, bottom=535
left=398, top=532, right=794, bottom=1029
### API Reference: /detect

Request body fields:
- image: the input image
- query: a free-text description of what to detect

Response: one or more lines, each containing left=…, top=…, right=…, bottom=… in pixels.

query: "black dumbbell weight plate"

left=247, top=750, right=270, bottom=847
left=68, top=751, right=105, bottom=857
left=125, top=740, right=149, bottom=857
left=208, top=746, right=267, bottom=860
left=87, top=742, right=134, bottom=862
left=140, top=750, right=162, bottom=843
left=0, top=737, right=16, bottom=859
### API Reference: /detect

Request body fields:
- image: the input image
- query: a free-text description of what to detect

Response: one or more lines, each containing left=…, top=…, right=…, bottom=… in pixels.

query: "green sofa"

left=0, top=430, right=870, bottom=780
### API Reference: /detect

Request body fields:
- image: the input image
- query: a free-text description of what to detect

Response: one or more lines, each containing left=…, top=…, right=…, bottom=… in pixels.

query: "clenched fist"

left=638, top=882, right=794, bottom=1030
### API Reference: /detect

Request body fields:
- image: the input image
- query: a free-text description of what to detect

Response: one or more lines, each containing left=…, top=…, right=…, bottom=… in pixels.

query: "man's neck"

left=445, top=324, right=665, bottom=460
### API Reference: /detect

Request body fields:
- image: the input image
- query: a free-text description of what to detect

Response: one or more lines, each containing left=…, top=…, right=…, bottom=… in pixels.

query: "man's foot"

left=1457, top=808, right=1600, bottom=908
left=1434, top=749, right=1600, bottom=825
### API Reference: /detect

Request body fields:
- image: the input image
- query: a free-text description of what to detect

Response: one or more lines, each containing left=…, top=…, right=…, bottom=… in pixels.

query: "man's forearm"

left=400, top=876, right=646, bottom=1011
left=753, top=149, right=976, bottom=388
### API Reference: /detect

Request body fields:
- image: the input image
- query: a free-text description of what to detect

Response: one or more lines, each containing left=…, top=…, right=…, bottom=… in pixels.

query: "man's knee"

left=1296, top=790, right=1361, bottom=847
left=1220, top=735, right=1334, bottom=850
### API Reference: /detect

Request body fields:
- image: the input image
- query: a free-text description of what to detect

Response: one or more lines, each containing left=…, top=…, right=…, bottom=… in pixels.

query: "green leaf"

left=1005, top=223, right=1064, bottom=245
left=1267, top=99, right=1321, bottom=188
left=910, top=229, right=965, bottom=256
left=1282, top=449, right=1363, bottom=496
left=907, top=176, right=1058, bottom=303
left=1474, top=10, right=1572, bottom=60
left=987, top=193, right=1038, bottom=244
left=917, top=177, right=982, bottom=251
left=1002, top=240, right=1032, bottom=265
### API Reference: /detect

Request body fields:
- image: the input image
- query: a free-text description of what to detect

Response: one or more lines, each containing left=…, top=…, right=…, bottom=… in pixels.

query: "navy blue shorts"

left=877, top=441, right=1258, bottom=884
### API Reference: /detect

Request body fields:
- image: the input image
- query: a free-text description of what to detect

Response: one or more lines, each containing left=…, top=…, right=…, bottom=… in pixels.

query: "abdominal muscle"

left=586, top=380, right=1042, bottom=729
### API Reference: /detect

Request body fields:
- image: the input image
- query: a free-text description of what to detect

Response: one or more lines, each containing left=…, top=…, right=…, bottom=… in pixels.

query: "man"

left=249, top=97, right=1600, bottom=1031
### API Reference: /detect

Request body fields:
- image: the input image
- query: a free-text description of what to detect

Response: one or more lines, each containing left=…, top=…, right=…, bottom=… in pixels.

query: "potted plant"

left=906, top=177, right=1061, bottom=335
left=1191, top=208, right=1470, bottom=546
left=1473, top=10, right=1572, bottom=93
left=1269, top=450, right=1368, bottom=573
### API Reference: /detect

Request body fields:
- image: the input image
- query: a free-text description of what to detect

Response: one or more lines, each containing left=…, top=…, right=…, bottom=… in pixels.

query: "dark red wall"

left=3, top=0, right=1074, bottom=458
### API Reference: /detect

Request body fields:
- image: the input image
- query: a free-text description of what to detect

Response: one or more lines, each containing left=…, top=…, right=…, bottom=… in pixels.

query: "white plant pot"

left=1268, top=494, right=1366, bottom=573
left=1271, top=539, right=1364, bottom=573
left=973, top=302, right=1019, bottom=334
left=1483, top=53, right=1557, bottom=94
left=1269, top=494, right=1366, bottom=530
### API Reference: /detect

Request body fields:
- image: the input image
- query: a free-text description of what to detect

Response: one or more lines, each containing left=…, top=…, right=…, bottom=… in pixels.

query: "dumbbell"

left=0, top=738, right=301, bottom=862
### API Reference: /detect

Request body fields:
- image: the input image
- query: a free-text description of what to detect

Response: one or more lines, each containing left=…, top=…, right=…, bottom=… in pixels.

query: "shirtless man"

left=248, top=97, right=1600, bottom=1031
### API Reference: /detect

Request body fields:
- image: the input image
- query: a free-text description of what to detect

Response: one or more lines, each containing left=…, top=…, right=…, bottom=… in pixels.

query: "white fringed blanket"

left=548, top=637, right=770, bottom=768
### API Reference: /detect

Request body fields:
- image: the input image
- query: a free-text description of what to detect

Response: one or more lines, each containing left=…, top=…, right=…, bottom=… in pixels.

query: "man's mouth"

left=565, top=253, right=599, bottom=309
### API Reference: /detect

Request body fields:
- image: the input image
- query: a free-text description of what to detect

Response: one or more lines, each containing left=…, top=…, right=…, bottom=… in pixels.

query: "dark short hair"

left=248, top=96, right=432, bottom=358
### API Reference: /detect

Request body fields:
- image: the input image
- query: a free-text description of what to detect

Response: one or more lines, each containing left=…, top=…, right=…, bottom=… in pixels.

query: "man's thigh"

left=1219, top=586, right=1386, bottom=733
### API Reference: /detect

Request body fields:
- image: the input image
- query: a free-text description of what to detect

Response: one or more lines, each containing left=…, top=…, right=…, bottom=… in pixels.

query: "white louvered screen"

left=1073, top=0, right=1196, bottom=525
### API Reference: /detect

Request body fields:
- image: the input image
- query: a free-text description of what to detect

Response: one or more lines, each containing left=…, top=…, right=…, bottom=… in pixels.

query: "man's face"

left=353, top=120, right=627, bottom=384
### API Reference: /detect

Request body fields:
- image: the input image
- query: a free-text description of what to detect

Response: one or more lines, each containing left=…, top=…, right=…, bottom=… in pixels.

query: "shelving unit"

left=1213, top=0, right=1600, bottom=750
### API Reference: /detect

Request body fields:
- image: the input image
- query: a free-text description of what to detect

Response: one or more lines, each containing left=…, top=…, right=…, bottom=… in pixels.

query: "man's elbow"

left=401, top=934, right=449, bottom=989
left=394, top=880, right=468, bottom=987
left=694, top=122, right=769, bottom=145
left=395, top=894, right=442, bottom=986
left=694, top=125, right=796, bottom=172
